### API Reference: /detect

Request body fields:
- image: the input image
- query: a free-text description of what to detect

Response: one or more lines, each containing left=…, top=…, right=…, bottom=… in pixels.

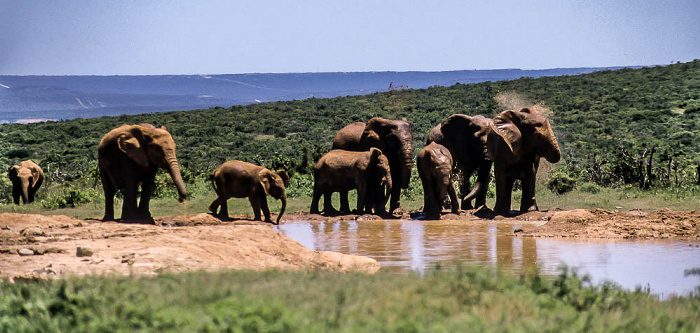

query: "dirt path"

left=1, top=209, right=698, bottom=281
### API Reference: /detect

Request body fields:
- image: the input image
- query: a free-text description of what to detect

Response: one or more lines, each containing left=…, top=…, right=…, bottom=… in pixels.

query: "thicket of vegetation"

left=0, top=60, right=698, bottom=206
left=2, top=266, right=699, bottom=332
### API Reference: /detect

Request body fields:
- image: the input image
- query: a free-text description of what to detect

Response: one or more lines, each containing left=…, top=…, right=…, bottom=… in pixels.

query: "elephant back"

left=332, top=122, right=366, bottom=151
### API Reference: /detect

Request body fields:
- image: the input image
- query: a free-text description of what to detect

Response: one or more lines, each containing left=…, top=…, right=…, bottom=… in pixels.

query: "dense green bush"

left=547, top=171, right=577, bottom=194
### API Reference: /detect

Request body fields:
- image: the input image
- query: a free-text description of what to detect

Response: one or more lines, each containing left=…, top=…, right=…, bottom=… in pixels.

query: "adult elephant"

left=487, top=108, right=561, bottom=215
left=98, top=124, right=187, bottom=222
left=8, top=160, right=44, bottom=205
left=209, top=161, right=289, bottom=224
left=332, top=117, right=413, bottom=213
left=427, top=114, right=492, bottom=210
left=310, top=148, right=392, bottom=215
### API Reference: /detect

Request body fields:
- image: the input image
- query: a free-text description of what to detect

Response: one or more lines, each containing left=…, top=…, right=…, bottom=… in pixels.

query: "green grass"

left=1, top=180, right=698, bottom=220
left=1, top=266, right=698, bottom=332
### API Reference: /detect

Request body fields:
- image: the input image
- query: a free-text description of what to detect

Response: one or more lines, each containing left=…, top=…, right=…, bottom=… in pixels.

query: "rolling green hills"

left=0, top=60, right=698, bottom=205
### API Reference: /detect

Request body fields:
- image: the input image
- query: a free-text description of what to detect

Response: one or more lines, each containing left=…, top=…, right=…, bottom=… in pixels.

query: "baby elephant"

left=417, top=142, right=459, bottom=219
left=310, top=148, right=392, bottom=215
left=209, top=160, right=289, bottom=224
left=8, top=160, right=44, bottom=205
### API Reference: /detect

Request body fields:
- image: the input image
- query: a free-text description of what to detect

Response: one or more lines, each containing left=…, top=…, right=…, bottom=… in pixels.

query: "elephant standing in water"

left=427, top=114, right=493, bottom=210
left=487, top=108, right=561, bottom=215
left=209, top=160, right=289, bottom=224
left=98, top=124, right=187, bottom=222
left=417, top=142, right=459, bottom=219
left=332, top=117, right=413, bottom=213
left=8, top=160, right=44, bottom=205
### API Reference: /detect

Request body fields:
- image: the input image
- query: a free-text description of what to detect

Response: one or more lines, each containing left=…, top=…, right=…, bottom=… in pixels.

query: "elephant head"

left=259, top=169, right=289, bottom=224
left=362, top=117, right=413, bottom=190
left=488, top=108, right=561, bottom=164
left=368, top=147, right=393, bottom=212
left=116, top=124, right=187, bottom=202
left=8, top=160, right=44, bottom=204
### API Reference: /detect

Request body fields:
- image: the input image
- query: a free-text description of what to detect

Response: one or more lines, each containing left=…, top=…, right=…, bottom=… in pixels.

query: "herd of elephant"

left=7, top=107, right=560, bottom=224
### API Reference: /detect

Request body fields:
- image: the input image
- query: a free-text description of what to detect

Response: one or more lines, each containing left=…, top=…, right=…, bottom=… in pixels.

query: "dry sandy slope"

left=0, top=213, right=380, bottom=281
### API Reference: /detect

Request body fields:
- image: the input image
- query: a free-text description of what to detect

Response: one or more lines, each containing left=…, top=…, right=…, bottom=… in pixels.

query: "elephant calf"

left=8, top=160, right=44, bottom=205
left=310, top=148, right=392, bottom=215
left=417, top=142, right=459, bottom=219
left=209, top=160, right=289, bottom=224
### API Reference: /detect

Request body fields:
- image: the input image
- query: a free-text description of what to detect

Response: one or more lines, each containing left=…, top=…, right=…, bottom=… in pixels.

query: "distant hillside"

left=0, top=68, right=617, bottom=123
left=0, top=61, right=697, bottom=201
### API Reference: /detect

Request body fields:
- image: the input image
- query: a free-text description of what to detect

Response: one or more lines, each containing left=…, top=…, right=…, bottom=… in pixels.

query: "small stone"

left=18, top=248, right=34, bottom=256
left=20, top=228, right=45, bottom=237
left=76, top=246, right=94, bottom=257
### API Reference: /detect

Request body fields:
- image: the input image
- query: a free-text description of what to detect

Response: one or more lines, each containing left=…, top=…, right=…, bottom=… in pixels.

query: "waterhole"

left=277, top=219, right=700, bottom=297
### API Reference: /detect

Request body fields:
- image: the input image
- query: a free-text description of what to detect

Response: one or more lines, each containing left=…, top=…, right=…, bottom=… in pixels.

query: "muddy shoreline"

left=1, top=209, right=698, bottom=281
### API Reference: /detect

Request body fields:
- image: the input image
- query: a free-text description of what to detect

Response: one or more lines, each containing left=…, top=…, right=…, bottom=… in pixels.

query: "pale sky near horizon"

left=0, top=0, right=698, bottom=75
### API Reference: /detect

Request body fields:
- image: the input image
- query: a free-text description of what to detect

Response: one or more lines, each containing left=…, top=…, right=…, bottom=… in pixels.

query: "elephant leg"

left=339, top=191, right=350, bottom=214
left=474, top=161, right=492, bottom=209
left=356, top=183, right=366, bottom=214
left=447, top=180, right=460, bottom=214
left=101, top=172, right=116, bottom=221
left=12, top=185, right=20, bottom=205
left=323, top=192, right=337, bottom=214
left=420, top=173, right=436, bottom=218
left=249, top=196, right=262, bottom=221
left=520, top=174, right=538, bottom=213
left=121, top=181, right=140, bottom=221
left=260, top=194, right=272, bottom=223
left=28, top=188, right=35, bottom=204
left=138, top=175, right=155, bottom=218
left=209, top=196, right=224, bottom=217
left=219, top=199, right=229, bottom=219
left=493, top=165, right=513, bottom=215
left=458, top=166, right=473, bottom=210
left=389, top=180, right=402, bottom=213
left=310, top=188, right=322, bottom=214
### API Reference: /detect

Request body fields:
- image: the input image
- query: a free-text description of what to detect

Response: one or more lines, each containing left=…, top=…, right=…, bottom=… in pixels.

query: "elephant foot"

left=102, top=215, right=115, bottom=222
left=473, top=205, right=495, bottom=219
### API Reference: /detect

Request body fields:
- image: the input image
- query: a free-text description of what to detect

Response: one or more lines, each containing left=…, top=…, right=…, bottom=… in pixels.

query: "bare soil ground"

left=1, top=209, right=698, bottom=281
left=0, top=212, right=380, bottom=281
left=513, top=208, right=700, bottom=239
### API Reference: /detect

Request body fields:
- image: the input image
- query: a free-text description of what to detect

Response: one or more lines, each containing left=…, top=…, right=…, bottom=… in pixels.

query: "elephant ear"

left=362, top=118, right=385, bottom=148
left=276, top=170, right=290, bottom=187
left=30, top=167, right=42, bottom=187
left=117, top=128, right=149, bottom=168
left=491, top=110, right=523, bottom=156
left=8, top=166, right=19, bottom=179
left=259, top=169, right=272, bottom=195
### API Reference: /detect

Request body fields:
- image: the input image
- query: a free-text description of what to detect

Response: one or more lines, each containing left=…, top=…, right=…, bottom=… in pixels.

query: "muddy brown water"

left=277, top=218, right=700, bottom=297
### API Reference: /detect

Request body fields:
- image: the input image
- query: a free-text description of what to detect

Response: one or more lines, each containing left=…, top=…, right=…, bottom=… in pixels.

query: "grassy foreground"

left=1, top=267, right=698, bottom=332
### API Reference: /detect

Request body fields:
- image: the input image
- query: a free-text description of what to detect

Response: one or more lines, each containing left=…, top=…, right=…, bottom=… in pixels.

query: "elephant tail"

left=208, top=173, right=218, bottom=193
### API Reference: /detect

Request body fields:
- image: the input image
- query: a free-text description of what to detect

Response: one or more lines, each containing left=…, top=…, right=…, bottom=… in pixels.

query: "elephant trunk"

left=21, top=178, right=30, bottom=204
left=276, top=193, right=287, bottom=225
left=165, top=154, right=187, bottom=202
left=383, top=173, right=393, bottom=209
left=400, top=142, right=413, bottom=189
left=542, top=137, right=561, bottom=163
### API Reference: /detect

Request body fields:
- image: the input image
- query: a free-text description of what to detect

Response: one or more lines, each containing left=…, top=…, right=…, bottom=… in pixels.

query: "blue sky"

left=1, top=0, right=698, bottom=75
